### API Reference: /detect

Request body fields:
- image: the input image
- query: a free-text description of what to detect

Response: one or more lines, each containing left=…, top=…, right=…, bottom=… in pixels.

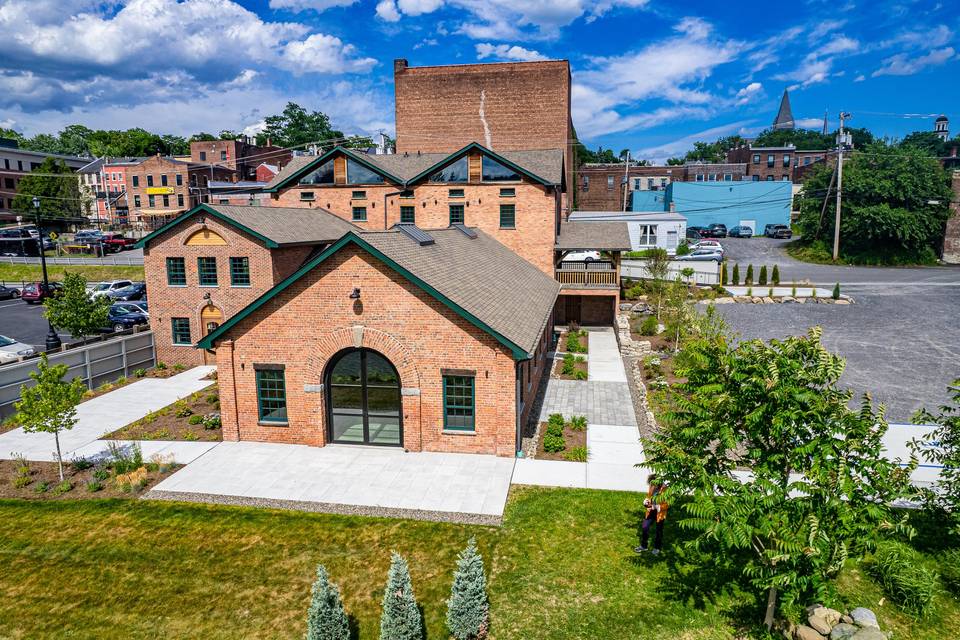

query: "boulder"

left=849, top=608, right=879, bottom=630
left=712, top=297, right=734, bottom=304
left=619, top=303, right=633, bottom=311
left=834, top=299, right=851, bottom=305
left=850, top=630, right=885, bottom=640
left=830, top=623, right=859, bottom=640
left=795, top=625, right=826, bottom=640
left=841, top=615, right=853, bottom=625
left=808, top=606, right=842, bottom=635
left=631, top=302, right=651, bottom=313
left=782, top=296, right=797, bottom=303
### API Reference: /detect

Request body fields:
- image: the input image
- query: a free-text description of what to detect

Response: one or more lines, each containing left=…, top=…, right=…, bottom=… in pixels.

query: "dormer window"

left=429, top=157, right=468, bottom=183
left=346, top=158, right=384, bottom=184
left=299, top=160, right=334, bottom=185
left=482, top=156, right=520, bottom=182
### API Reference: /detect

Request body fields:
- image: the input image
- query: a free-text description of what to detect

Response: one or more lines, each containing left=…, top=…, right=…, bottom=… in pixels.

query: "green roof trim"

left=134, top=204, right=280, bottom=249
left=196, top=232, right=530, bottom=359
left=263, top=146, right=406, bottom=193
left=405, top=142, right=554, bottom=187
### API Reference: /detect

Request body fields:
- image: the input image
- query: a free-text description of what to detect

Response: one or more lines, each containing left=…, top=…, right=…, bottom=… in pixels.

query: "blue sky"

left=1, top=0, right=957, bottom=161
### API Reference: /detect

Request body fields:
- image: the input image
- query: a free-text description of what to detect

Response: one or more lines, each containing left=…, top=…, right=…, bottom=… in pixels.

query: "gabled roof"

left=263, top=142, right=564, bottom=192
left=135, top=204, right=357, bottom=249
left=197, top=227, right=560, bottom=358
left=555, top=220, right=632, bottom=251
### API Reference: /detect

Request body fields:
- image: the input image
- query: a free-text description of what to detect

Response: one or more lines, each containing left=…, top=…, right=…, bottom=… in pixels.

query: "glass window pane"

left=198, top=257, right=217, bottom=286
left=499, top=204, right=515, bottom=229
left=367, top=416, right=400, bottom=445
left=171, top=318, right=191, bottom=345
left=330, top=385, right=363, bottom=411
left=449, top=204, right=464, bottom=225
left=256, top=369, right=287, bottom=422
left=482, top=156, right=520, bottom=181
left=366, top=387, right=400, bottom=416
left=330, top=351, right=362, bottom=385
left=429, top=157, right=468, bottom=183
left=166, top=257, right=186, bottom=285
left=331, top=413, right=364, bottom=442
left=299, top=159, right=334, bottom=185
left=443, top=375, right=475, bottom=431
left=365, top=352, right=399, bottom=386
left=230, top=257, right=250, bottom=286
left=400, top=206, right=416, bottom=224
left=352, top=207, right=367, bottom=222
left=346, top=158, right=384, bottom=184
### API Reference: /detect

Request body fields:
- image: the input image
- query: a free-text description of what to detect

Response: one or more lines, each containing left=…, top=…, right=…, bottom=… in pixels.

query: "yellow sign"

left=48, top=232, right=58, bottom=240
left=145, top=187, right=175, bottom=195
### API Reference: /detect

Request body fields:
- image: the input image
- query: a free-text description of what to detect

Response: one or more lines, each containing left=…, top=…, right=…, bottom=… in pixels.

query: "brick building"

left=576, top=162, right=748, bottom=211
left=126, top=155, right=235, bottom=228
left=0, top=142, right=89, bottom=222
left=189, top=138, right=291, bottom=181
left=942, top=170, right=960, bottom=264
left=394, top=59, right=576, bottom=215
left=726, top=145, right=832, bottom=183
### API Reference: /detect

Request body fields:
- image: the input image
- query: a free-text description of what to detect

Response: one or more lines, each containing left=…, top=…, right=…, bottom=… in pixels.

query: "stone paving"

left=538, top=380, right=637, bottom=426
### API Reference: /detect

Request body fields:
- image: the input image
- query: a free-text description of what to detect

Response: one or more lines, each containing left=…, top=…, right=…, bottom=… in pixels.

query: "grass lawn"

left=784, top=239, right=938, bottom=267
left=0, top=262, right=144, bottom=283
left=0, top=487, right=956, bottom=639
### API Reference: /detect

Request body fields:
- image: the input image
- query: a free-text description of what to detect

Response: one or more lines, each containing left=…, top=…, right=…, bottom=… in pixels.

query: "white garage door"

left=739, top=219, right=756, bottom=235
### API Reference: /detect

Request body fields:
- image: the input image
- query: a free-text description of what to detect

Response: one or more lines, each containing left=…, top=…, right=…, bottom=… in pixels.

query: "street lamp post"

left=32, top=197, right=62, bottom=352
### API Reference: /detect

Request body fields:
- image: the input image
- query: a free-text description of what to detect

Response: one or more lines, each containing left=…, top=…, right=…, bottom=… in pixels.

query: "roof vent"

left=395, top=223, right=434, bottom=246
left=451, top=223, right=478, bottom=239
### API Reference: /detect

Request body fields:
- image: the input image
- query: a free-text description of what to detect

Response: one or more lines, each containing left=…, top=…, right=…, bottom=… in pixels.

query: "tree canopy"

left=11, top=157, right=84, bottom=218
left=254, top=102, right=370, bottom=151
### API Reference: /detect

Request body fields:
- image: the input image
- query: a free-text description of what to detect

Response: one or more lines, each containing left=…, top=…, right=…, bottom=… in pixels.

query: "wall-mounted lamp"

left=203, top=292, right=212, bottom=301
left=349, top=287, right=361, bottom=299
left=197, top=216, right=205, bottom=225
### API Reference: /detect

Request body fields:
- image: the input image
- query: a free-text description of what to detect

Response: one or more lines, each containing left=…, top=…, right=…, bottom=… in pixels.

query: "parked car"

left=687, top=226, right=708, bottom=240
left=729, top=225, right=753, bottom=238
left=689, top=240, right=724, bottom=255
left=102, top=232, right=137, bottom=252
left=106, top=282, right=147, bottom=301
left=0, top=335, right=35, bottom=364
left=764, top=224, right=793, bottom=239
left=705, top=223, right=728, bottom=238
left=0, top=284, right=20, bottom=300
left=20, top=281, right=63, bottom=304
left=73, top=230, right=103, bottom=243
left=89, top=280, right=134, bottom=299
left=563, top=250, right=601, bottom=262
left=105, top=302, right=149, bottom=333
left=675, top=248, right=724, bottom=262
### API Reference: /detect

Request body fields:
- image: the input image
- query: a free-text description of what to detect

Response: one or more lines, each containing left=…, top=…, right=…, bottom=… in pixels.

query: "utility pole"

left=33, top=196, right=62, bottom=352
left=832, top=112, right=852, bottom=261
left=622, top=150, right=631, bottom=212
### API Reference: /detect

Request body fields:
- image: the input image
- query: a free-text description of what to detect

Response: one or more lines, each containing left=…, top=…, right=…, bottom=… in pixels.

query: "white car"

left=690, top=239, right=724, bottom=252
left=563, top=250, right=602, bottom=262
left=89, top=280, right=134, bottom=299
left=676, top=248, right=724, bottom=262
left=0, top=335, right=35, bottom=364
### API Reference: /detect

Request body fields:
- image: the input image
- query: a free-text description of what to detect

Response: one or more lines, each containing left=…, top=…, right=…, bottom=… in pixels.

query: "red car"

left=20, top=281, right=63, bottom=304
left=102, top=233, right=137, bottom=252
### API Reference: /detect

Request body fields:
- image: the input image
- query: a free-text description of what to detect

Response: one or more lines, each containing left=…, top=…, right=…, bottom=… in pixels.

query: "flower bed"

left=535, top=413, right=588, bottom=462
left=557, top=327, right=589, bottom=354
left=553, top=354, right=587, bottom=380
left=102, top=385, right=221, bottom=442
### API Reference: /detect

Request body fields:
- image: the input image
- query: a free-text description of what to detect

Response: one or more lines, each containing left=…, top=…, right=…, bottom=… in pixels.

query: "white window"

left=723, top=173, right=732, bottom=181
left=607, top=175, right=614, bottom=190
left=633, top=177, right=641, bottom=190
left=696, top=174, right=704, bottom=182
left=637, top=224, right=658, bottom=246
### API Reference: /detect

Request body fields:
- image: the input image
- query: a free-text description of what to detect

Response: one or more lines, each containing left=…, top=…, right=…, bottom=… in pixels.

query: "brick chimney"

left=394, top=58, right=408, bottom=75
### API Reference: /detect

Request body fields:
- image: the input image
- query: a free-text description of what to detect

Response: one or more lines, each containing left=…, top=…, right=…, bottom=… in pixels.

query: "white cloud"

left=854, top=74, right=866, bottom=82
left=475, top=43, right=548, bottom=62
left=413, top=38, right=438, bottom=50
left=746, top=26, right=804, bottom=75
left=808, top=19, right=845, bottom=42
left=269, top=0, right=357, bottom=11
left=282, top=34, right=377, bottom=73
left=872, top=46, right=956, bottom=76
left=878, top=25, right=954, bottom=50
left=735, top=81, right=763, bottom=105
left=819, top=35, right=859, bottom=56
left=794, top=117, right=826, bottom=128
left=375, top=0, right=402, bottom=21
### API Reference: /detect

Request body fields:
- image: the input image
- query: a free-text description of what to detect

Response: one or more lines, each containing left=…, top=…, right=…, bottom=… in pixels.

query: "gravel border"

left=142, top=490, right=503, bottom=526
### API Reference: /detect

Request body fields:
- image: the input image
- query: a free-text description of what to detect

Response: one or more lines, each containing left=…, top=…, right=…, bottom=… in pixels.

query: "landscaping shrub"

left=772, top=264, right=780, bottom=285
left=569, top=416, right=587, bottom=431
left=92, top=465, right=109, bottom=482
left=155, top=362, right=167, bottom=370
left=938, top=549, right=960, bottom=597
left=758, top=265, right=768, bottom=286
left=832, top=283, right=841, bottom=300
left=205, top=393, right=218, bottom=404
left=746, top=286, right=753, bottom=297
left=745, top=264, right=754, bottom=285
left=188, top=414, right=204, bottom=425
left=791, top=282, right=797, bottom=297
left=174, top=403, right=193, bottom=418
left=565, top=333, right=585, bottom=353
left=86, top=480, right=103, bottom=492
left=70, top=456, right=93, bottom=471
left=53, top=480, right=72, bottom=495
left=203, top=413, right=222, bottom=430
left=868, top=540, right=939, bottom=617
left=134, top=368, right=147, bottom=378
left=114, top=467, right=148, bottom=493
left=13, top=475, right=31, bottom=489
left=732, top=263, right=740, bottom=285
left=639, top=316, right=658, bottom=336
left=642, top=355, right=662, bottom=379
left=306, top=564, right=350, bottom=640
left=108, top=442, right=143, bottom=475
left=625, top=282, right=645, bottom=300
left=572, top=369, right=587, bottom=381
left=545, top=415, right=564, bottom=438
left=563, top=446, right=588, bottom=462
left=543, top=435, right=565, bottom=453
left=33, top=481, right=49, bottom=493
left=173, top=364, right=186, bottom=372
left=380, top=552, right=423, bottom=640
left=676, top=242, right=691, bottom=256
left=447, top=538, right=489, bottom=640
left=768, top=287, right=774, bottom=298
left=721, top=262, right=728, bottom=286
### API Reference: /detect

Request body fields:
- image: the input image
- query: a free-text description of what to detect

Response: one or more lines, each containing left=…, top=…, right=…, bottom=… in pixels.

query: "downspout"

left=515, top=359, right=523, bottom=456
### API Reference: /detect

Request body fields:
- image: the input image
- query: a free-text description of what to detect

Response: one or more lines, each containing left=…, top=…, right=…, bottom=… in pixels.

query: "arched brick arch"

left=304, top=325, right=421, bottom=390
left=181, top=224, right=227, bottom=246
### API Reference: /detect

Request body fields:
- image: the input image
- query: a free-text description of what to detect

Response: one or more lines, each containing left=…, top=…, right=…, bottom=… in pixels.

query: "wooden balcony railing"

left=555, top=260, right=619, bottom=287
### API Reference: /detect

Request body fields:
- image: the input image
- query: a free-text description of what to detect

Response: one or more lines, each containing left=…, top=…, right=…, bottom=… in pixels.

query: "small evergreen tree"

left=745, top=264, right=754, bottom=285
left=832, top=283, right=841, bottom=300
left=380, top=552, right=422, bottom=640
left=758, top=265, right=768, bottom=286
left=306, top=564, right=350, bottom=640
left=732, top=263, right=740, bottom=286
left=772, top=264, right=780, bottom=286
left=447, top=538, right=490, bottom=640
left=720, top=261, right=728, bottom=286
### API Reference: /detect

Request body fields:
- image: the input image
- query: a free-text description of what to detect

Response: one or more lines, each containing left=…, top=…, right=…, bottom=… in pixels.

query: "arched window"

left=326, top=348, right=402, bottom=446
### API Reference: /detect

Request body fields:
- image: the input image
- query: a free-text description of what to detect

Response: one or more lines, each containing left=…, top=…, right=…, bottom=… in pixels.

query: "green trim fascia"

left=263, top=146, right=405, bottom=193
left=404, top=142, right=554, bottom=187
left=134, top=204, right=279, bottom=249
left=196, top=232, right=529, bottom=359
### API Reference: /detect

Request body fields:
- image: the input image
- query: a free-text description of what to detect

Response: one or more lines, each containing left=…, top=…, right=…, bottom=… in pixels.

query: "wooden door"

left=201, top=305, right=223, bottom=364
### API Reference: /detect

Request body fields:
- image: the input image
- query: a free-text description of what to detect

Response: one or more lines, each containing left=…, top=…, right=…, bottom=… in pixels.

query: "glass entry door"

left=327, top=349, right=402, bottom=446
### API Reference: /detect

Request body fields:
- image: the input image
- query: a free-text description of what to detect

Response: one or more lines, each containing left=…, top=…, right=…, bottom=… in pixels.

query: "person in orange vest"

left=634, top=474, right=668, bottom=555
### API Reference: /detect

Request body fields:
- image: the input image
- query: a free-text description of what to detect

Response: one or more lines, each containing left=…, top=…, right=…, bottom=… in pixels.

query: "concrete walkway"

left=0, top=366, right=215, bottom=462
left=146, top=442, right=515, bottom=525
left=587, top=328, right=628, bottom=382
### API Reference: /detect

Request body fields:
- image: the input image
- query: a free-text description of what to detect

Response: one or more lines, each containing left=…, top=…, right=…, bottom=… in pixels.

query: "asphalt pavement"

left=0, top=298, right=73, bottom=350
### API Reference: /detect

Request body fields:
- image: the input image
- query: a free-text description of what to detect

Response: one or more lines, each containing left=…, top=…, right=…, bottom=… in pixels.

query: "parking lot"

left=0, top=297, right=74, bottom=350
left=710, top=237, right=960, bottom=422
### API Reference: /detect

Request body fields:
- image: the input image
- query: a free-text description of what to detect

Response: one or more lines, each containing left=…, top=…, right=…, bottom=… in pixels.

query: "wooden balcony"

left=555, top=260, right=619, bottom=289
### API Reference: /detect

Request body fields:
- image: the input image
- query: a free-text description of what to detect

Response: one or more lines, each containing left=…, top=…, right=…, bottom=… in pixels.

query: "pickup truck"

left=102, top=232, right=137, bottom=252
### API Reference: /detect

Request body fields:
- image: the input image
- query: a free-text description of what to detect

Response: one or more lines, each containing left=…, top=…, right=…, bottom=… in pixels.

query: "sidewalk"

left=0, top=366, right=215, bottom=462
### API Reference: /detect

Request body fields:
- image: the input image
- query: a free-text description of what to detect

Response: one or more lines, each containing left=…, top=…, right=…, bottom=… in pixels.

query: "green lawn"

left=0, top=262, right=144, bottom=283
left=0, top=488, right=956, bottom=639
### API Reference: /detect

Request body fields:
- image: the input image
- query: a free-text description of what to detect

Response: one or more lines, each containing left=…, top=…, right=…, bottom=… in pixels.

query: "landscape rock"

left=795, top=624, right=826, bottom=640
left=631, top=302, right=651, bottom=314
left=808, top=606, right=842, bottom=635
left=850, top=630, right=885, bottom=640
left=782, top=296, right=797, bottom=303
left=834, top=299, right=851, bottom=305
left=841, top=615, right=853, bottom=625
left=849, top=608, right=879, bottom=630
left=712, top=297, right=734, bottom=304
left=619, top=303, right=633, bottom=311
left=830, top=623, right=859, bottom=639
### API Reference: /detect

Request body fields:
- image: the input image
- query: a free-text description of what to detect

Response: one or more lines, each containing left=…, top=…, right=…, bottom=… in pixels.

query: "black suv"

left=764, top=224, right=793, bottom=239
left=706, top=223, right=728, bottom=238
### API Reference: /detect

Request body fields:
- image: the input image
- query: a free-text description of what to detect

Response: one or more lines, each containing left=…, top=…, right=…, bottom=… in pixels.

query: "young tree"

left=306, top=564, right=350, bottom=640
left=43, top=272, right=110, bottom=342
left=720, top=261, right=728, bottom=286
left=758, top=265, right=768, bottom=286
left=771, top=264, right=780, bottom=286
left=14, top=354, right=86, bottom=480
left=11, top=158, right=83, bottom=218
left=745, top=264, right=754, bottom=285
left=447, top=538, right=490, bottom=640
left=662, top=272, right=693, bottom=353
left=732, top=263, right=740, bottom=286
left=913, top=379, right=960, bottom=536
left=645, top=248, right=670, bottom=321
left=832, top=283, right=841, bottom=300
left=380, top=552, right=422, bottom=640
left=643, top=326, right=914, bottom=629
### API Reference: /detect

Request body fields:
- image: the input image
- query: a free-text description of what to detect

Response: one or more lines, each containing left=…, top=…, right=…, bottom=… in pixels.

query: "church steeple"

left=773, top=89, right=795, bottom=130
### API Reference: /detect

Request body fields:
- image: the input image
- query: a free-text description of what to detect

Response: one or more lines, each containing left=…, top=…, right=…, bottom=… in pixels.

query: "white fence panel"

left=621, top=259, right=720, bottom=286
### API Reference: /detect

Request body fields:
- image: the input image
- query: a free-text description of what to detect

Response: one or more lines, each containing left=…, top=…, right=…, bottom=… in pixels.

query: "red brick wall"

left=394, top=59, right=573, bottom=212
left=215, top=245, right=524, bottom=456
left=143, top=214, right=313, bottom=367
left=255, top=164, right=279, bottom=182
left=943, top=170, right=960, bottom=264
left=271, top=179, right=559, bottom=275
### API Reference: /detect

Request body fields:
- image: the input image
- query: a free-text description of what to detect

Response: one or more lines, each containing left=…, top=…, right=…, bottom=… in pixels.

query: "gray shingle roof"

left=359, top=227, right=560, bottom=355
left=555, top=220, right=632, bottom=251
left=203, top=204, right=358, bottom=246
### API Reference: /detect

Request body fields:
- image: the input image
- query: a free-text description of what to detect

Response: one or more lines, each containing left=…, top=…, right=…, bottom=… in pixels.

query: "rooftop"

left=555, top=220, right=632, bottom=251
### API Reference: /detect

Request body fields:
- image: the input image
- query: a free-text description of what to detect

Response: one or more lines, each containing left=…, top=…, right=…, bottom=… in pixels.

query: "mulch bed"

left=557, top=329, right=589, bottom=355
left=0, top=458, right=179, bottom=501
left=102, top=384, right=222, bottom=442
left=552, top=356, right=588, bottom=380
left=535, top=420, right=587, bottom=461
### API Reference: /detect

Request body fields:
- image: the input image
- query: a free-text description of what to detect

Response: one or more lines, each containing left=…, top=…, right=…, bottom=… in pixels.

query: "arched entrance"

left=201, top=305, right=223, bottom=364
left=325, top=348, right=402, bottom=446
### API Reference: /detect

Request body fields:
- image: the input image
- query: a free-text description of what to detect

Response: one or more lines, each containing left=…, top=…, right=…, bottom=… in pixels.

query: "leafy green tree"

left=160, top=134, right=189, bottom=155
left=644, top=325, right=914, bottom=628
left=11, top=158, right=83, bottom=217
left=447, top=538, right=489, bottom=640
left=43, top=273, right=110, bottom=341
left=189, top=132, right=219, bottom=143
left=795, top=142, right=952, bottom=264
left=913, top=380, right=960, bottom=537
left=645, top=248, right=670, bottom=321
left=57, top=125, right=94, bottom=156
left=684, top=135, right=745, bottom=163
left=380, top=552, right=422, bottom=640
left=257, top=102, right=345, bottom=150
left=721, top=261, right=728, bottom=286
left=0, top=127, right=27, bottom=146
left=14, top=354, right=86, bottom=481
left=899, top=131, right=960, bottom=157
left=666, top=157, right=685, bottom=166
left=663, top=272, right=693, bottom=352
left=306, top=564, right=350, bottom=640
